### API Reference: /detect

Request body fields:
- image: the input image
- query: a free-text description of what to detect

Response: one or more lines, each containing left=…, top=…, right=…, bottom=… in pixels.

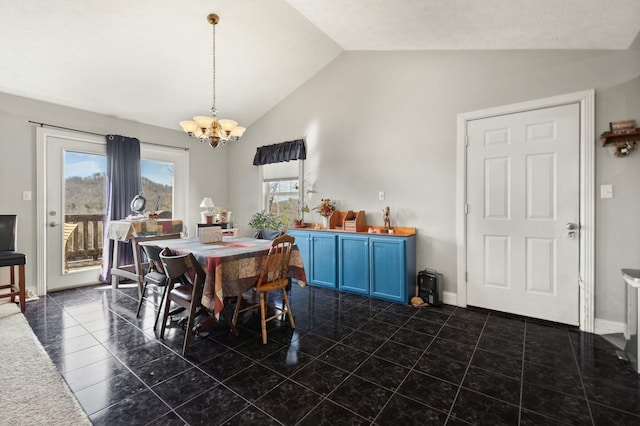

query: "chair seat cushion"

left=169, top=284, right=193, bottom=302
left=0, top=251, right=26, bottom=267
left=144, top=271, right=167, bottom=286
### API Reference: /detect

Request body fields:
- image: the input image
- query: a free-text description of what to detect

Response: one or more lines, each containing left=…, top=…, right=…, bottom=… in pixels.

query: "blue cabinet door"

left=338, top=234, right=369, bottom=295
left=288, top=230, right=310, bottom=279
left=370, top=237, right=406, bottom=302
left=310, top=233, right=337, bottom=288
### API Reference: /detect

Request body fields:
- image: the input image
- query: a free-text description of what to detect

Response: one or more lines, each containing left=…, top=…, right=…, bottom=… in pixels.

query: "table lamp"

left=200, top=197, right=215, bottom=223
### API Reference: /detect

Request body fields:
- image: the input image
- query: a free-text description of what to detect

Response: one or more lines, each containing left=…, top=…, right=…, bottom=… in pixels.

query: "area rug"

left=0, top=303, right=91, bottom=426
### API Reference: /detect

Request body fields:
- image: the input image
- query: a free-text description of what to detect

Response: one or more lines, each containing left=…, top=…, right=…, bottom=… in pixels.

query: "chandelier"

left=179, top=13, right=245, bottom=149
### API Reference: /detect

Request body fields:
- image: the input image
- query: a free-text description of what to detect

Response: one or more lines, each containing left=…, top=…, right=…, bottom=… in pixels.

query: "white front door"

left=466, top=103, right=580, bottom=325
left=40, top=128, right=105, bottom=292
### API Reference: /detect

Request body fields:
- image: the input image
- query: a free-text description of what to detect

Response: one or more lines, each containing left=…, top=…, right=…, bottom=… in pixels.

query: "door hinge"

left=465, top=135, right=469, bottom=147
left=464, top=203, right=469, bottom=214
left=465, top=271, right=468, bottom=282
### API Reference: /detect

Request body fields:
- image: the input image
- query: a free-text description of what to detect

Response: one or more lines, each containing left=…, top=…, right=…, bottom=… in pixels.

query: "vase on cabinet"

left=322, top=216, right=329, bottom=229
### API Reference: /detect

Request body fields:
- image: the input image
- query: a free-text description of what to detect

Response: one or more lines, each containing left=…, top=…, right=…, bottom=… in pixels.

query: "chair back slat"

left=257, top=234, right=294, bottom=290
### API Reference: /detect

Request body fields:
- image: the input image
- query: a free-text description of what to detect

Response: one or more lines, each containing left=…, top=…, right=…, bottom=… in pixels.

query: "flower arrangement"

left=314, top=198, right=336, bottom=217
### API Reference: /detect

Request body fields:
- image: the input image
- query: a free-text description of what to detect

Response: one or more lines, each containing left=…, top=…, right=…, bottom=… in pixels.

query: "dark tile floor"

left=24, top=283, right=640, bottom=425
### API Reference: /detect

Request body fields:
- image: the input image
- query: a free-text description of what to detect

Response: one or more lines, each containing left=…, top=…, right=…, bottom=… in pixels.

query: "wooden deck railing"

left=65, top=214, right=104, bottom=270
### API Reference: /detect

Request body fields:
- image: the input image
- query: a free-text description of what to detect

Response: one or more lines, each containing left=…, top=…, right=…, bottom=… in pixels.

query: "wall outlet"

left=378, top=191, right=385, bottom=201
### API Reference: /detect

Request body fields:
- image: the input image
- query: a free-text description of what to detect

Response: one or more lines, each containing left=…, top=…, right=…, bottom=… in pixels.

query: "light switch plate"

left=22, top=190, right=32, bottom=201
left=600, top=184, right=613, bottom=199
left=378, top=191, right=385, bottom=201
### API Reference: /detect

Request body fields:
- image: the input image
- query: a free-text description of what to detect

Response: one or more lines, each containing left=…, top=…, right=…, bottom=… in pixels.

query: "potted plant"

left=248, top=211, right=286, bottom=239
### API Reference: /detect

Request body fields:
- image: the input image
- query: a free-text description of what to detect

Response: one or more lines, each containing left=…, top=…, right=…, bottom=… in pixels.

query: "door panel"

left=466, top=103, right=580, bottom=325
left=370, top=237, right=405, bottom=302
left=45, top=133, right=105, bottom=291
left=310, top=233, right=337, bottom=288
left=339, top=234, right=369, bottom=295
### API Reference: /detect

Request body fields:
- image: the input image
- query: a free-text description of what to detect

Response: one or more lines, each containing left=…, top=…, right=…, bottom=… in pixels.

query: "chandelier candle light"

left=179, top=13, right=246, bottom=149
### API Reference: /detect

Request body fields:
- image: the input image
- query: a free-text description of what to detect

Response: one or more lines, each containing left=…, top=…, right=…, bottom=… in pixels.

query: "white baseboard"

left=443, top=292, right=625, bottom=336
left=443, top=291, right=457, bottom=306
left=594, top=318, right=625, bottom=336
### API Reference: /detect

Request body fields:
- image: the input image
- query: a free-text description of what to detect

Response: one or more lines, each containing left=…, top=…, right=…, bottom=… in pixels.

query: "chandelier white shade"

left=179, top=13, right=245, bottom=149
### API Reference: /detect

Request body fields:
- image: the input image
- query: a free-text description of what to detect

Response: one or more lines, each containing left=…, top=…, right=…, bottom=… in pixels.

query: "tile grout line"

left=443, top=308, right=488, bottom=424
left=518, top=317, right=527, bottom=425
left=568, top=329, right=596, bottom=426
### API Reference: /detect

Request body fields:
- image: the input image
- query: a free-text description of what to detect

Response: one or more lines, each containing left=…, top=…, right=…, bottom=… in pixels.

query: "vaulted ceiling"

left=0, top=0, right=638, bottom=131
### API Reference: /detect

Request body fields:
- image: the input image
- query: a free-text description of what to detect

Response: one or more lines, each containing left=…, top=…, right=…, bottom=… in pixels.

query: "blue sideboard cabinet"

left=290, top=228, right=416, bottom=304
left=288, top=230, right=338, bottom=289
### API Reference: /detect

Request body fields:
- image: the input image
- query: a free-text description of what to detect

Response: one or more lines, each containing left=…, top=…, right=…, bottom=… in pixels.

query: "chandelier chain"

left=179, top=13, right=245, bottom=148
left=211, top=20, right=216, bottom=117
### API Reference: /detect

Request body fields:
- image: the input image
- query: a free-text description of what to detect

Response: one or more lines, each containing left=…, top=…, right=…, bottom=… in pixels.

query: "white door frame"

left=36, top=127, right=106, bottom=296
left=456, top=90, right=595, bottom=332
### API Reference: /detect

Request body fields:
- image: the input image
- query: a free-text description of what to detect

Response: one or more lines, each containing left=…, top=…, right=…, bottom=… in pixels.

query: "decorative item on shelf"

left=148, top=196, right=161, bottom=219
left=382, top=206, right=392, bottom=233
left=200, top=197, right=215, bottom=224
left=293, top=217, right=307, bottom=228
left=340, top=210, right=366, bottom=232
left=215, top=208, right=231, bottom=226
left=610, top=120, right=636, bottom=134
left=601, top=120, right=639, bottom=157
left=313, top=198, right=336, bottom=230
left=129, top=193, right=147, bottom=218
left=178, top=13, right=246, bottom=149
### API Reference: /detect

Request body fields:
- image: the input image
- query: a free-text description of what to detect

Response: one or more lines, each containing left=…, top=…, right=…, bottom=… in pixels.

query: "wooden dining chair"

left=232, top=234, right=296, bottom=344
left=158, top=250, right=206, bottom=356
left=136, top=244, right=169, bottom=330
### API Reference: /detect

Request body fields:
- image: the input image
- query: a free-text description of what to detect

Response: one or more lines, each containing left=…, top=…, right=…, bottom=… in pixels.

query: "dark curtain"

left=99, top=135, right=141, bottom=283
left=252, top=139, right=306, bottom=166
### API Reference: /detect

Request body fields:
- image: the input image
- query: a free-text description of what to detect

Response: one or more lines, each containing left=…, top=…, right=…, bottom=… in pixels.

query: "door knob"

left=49, top=222, right=59, bottom=227
left=566, top=223, right=578, bottom=230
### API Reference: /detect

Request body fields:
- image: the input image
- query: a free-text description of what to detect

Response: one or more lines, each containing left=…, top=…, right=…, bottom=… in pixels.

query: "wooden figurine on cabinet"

left=382, top=206, right=391, bottom=232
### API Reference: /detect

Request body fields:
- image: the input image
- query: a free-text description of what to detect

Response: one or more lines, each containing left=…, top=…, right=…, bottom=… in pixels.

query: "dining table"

left=138, top=236, right=307, bottom=328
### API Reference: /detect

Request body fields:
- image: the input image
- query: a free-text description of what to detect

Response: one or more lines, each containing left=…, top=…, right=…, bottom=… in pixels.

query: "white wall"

left=595, top=77, right=640, bottom=323
left=0, top=93, right=229, bottom=293
left=228, top=49, right=640, bottom=324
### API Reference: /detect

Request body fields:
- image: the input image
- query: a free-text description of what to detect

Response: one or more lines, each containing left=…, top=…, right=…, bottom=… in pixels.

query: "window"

left=140, top=144, right=189, bottom=221
left=141, top=159, right=174, bottom=216
left=261, top=161, right=304, bottom=225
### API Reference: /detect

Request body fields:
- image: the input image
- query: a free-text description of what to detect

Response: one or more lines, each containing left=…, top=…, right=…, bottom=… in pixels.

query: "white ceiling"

left=0, top=0, right=638, bottom=132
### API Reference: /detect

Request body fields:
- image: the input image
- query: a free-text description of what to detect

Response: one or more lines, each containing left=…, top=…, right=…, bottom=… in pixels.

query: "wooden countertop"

left=289, top=225, right=416, bottom=237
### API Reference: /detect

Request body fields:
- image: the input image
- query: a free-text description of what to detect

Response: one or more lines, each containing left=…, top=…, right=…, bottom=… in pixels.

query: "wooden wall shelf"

left=601, top=129, right=640, bottom=146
